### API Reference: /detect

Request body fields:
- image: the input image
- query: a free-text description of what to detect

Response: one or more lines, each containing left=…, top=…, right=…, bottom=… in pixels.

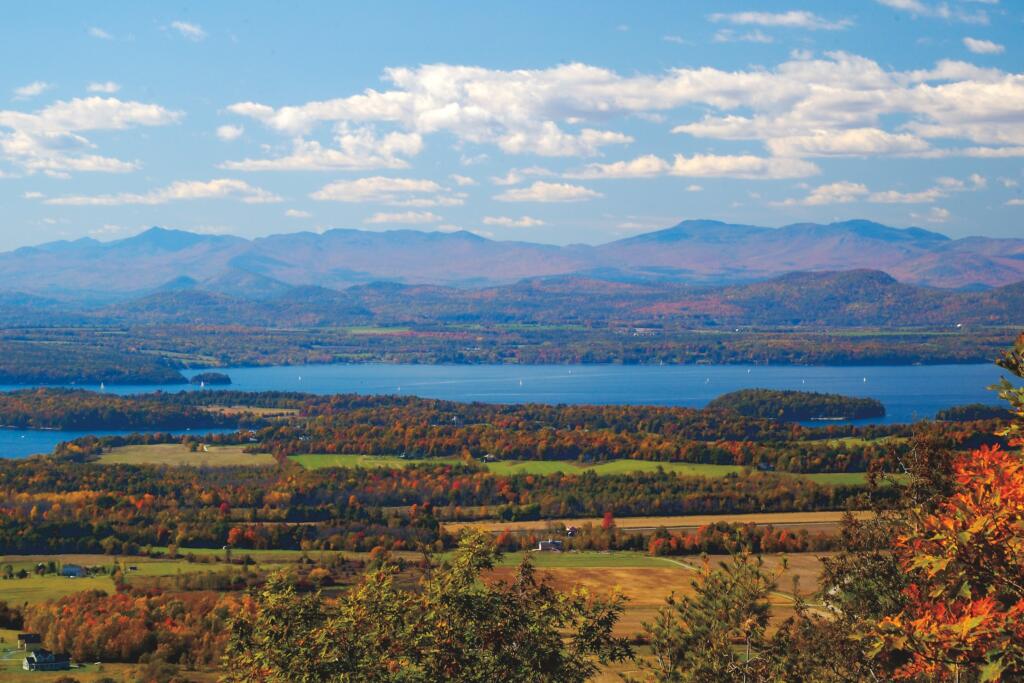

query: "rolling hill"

left=83, top=269, right=1024, bottom=328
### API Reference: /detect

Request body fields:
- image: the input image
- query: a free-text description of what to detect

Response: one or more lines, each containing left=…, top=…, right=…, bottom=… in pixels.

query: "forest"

left=705, top=389, right=885, bottom=421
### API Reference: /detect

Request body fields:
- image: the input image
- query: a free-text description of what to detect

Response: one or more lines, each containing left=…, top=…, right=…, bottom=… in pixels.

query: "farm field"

left=290, top=453, right=874, bottom=484
left=0, top=545, right=828, bottom=680
left=486, top=551, right=821, bottom=639
left=445, top=510, right=869, bottom=534
left=99, top=443, right=277, bottom=467
left=98, top=447, right=877, bottom=486
left=0, top=573, right=113, bottom=605
left=203, top=404, right=298, bottom=418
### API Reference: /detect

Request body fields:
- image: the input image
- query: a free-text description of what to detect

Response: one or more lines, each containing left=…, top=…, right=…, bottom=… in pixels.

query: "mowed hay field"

left=290, top=453, right=872, bottom=485
left=485, top=551, right=823, bottom=681
left=446, top=510, right=869, bottom=534
left=99, top=443, right=277, bottom=467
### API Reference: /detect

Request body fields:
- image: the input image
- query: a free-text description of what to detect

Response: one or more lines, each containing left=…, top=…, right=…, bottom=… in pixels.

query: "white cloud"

left=222, top=125, right=421, bottom=170
left=778, top=181, right=869, bottom=206
left=1006, top=198, right=1024, bottom=206
left=310, top=176, right=443, bottom=203
left=0, top=96, right=182, bottom=174
left=88, top=27, right=113, bottom=40
left=713, top=29, right=774, bottom=43
left=222, top=54, right=1024, bottom=168
left=170, top=21, right=206, bottom=41
left=365, top=210, right=442, bottom=224
left=491, top=166, right=555, bottom=186
left=670, top=154, right=818, bottom=179
left=957, top=147, right=1024, bottom=158
left=494, top=181, right=602, bottom=202
left=709, top=11, right=852, bottom=31
left=568, top=153, right=819, bottom=180
left=449, top=174, right=476, bottom=186
left=87, top=81, right=120, bottom=94
left=917, top=207, right=951, bottom=222
left=764, top=129, right=930, bottom=157
left=216, top=124, right=244, bottom=141
left=42, top=178, right=282, bottom=206
left=13, top=82, right=50, bottom=99
left=868, top=187, right=946, bottom=203
left=663, top=35, right=686, bottom=44
left=497, top=122, right=632, bottom=157
left=23, top=191, right=44, bottom=199
left=999, top=177, right=1019, bottom=188
left=875, top=0, right=989, bottom=23
left=780, top=173, right=987, bottom=206
left=567, top=154, right=669, bottom=179
left=285, top=209, right=311, bottom=218
left=963, top=37, right=1004, bottom=54
left=686, top=184, right=703, bottom=192
left=482, top=215, right=546, bottom=227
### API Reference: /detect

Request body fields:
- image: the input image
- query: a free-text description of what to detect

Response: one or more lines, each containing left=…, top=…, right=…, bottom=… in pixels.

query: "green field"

left=99, top=443, right=277, bottom=467
left=290, top=454, right=745, bottom=477
left=0, top=574, right=114, bottom=605
left=289, top=453, right=871, bottom=484
left=89, top=445, right=876, bottom=485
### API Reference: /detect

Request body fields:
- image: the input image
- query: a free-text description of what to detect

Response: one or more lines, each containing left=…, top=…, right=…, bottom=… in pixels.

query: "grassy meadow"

left=96, top=445, right=878, bottom=487
left=99, top=443, right=277, bottom=467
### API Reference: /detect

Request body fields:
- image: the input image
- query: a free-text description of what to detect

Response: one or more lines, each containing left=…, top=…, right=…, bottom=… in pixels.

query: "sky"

left=0, top=0, right=1022, bottom=250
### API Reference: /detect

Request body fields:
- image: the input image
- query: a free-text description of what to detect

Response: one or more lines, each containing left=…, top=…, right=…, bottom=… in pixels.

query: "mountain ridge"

left=1, top=219, right=1022, bottom=298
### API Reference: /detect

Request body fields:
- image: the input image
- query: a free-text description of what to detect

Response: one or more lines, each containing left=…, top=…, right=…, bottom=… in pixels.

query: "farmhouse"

left=61, top=563, right=88, bottom=578
left=17, top=633, right=42, bottom=650
left=536, top=539, right=564, bottom=552
left=22, top=649, right=70, bottom=671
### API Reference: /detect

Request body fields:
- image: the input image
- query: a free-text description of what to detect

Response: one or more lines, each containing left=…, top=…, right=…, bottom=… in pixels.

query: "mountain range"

left=2, top=219, right=1023, bottom=301
left=3, top=269, right=1022, bottom=330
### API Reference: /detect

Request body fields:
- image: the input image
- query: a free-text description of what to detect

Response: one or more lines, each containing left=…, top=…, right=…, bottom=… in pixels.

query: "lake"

left=1, top=362, right=1016, bottom=458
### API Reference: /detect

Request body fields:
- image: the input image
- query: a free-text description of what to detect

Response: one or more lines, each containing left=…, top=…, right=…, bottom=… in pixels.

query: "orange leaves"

left=874, top=443, right=1024, bottom=680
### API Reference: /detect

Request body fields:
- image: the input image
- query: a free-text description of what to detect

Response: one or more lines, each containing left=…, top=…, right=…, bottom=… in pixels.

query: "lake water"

left=0, top=428, right=235, bottom=459
left=1, top=363, right=1016, bottom=458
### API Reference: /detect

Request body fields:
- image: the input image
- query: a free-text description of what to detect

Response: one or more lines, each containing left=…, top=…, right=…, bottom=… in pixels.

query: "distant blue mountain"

left=0, top=219, right=1020, bottom=299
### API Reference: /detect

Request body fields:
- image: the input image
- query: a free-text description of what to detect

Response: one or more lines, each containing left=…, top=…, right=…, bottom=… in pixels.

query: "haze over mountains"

left=3, top=219, right=1024, bottom=302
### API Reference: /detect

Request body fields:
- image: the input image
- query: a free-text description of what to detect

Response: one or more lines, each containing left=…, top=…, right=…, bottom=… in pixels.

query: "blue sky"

left=1, top=0, right=1021, bottom=250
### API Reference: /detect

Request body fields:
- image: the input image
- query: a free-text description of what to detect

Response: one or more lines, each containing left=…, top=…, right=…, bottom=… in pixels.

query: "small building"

left=61, top=564, right=88, bottom=578
left=23, top=649, right=70, bottom=671
left=536, top=539, right=564, bottom=552
left=17, top=633, right=42, bottom=651
left=565, top=526, right=580, bottom=537
left=482, top=453, right=499, bottom=463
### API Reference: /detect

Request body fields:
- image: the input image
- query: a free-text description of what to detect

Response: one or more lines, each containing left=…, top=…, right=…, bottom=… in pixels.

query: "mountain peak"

left=118, top=227, right=244, bottom=251
left=825, top=220, right=949, bottom=242
left=616, top=219, right=769, bottom=245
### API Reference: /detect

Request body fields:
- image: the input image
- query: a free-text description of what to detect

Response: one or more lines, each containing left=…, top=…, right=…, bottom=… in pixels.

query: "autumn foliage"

left=872, top=443, right=1024, bottom=680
